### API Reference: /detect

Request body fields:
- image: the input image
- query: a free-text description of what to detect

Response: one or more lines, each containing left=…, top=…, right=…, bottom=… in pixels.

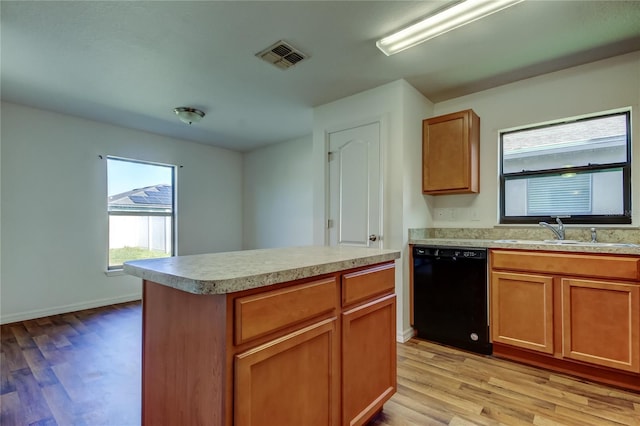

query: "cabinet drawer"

left=235, top=277, right=337, bottom=345
left=342, top=263, right=395, bottom=307
left=491, top=250, right=640, bottom=281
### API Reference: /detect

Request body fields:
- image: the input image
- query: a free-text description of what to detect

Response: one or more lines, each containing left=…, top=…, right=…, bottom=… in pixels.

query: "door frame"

left=323, top=115, right=388, bottom=247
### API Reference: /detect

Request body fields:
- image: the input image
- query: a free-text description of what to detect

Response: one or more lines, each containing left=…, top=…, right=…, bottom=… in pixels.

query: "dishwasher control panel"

left=413, top=246, right=487, bottom=259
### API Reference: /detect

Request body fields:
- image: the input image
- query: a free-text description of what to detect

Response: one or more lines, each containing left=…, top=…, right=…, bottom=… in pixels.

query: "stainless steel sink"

left=493, top=239, right=542, bottom=244
left=586, top=242, right=640, bottom=248
left=543, top=239, right=581, bottom=244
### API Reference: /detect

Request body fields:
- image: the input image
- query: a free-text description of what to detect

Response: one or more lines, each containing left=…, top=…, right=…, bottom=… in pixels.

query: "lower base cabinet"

left=490, top=249, right=640, bottom=391
left=491, top=271, right=554, bottom=354
left=342, top=294, right=396, bottom=426
left=561, top=278, right=640, bottom=372
left=142, top=262, right=397, bottom=426
left=235, top=318, right=340, bottom=426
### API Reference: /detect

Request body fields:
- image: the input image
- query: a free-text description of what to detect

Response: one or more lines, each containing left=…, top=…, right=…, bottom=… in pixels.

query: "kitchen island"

left=124, top=246, right=401, bottom=426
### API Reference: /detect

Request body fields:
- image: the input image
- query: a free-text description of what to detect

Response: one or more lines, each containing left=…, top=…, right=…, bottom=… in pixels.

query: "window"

left=107, top=157, right=176, bottom=270
left=500, top=110, right=631, bottom=224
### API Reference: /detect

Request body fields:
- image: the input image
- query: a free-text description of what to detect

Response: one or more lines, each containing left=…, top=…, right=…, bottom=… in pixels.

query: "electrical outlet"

left=470, top=208, right=480, bottom=221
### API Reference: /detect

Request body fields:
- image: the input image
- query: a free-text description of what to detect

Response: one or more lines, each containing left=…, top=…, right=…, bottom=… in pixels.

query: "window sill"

left=105, top=269, right=125, bottom=277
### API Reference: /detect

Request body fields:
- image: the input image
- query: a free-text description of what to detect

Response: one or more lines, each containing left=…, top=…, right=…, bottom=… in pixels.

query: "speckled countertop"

left=409, top=237, right=640, bottom=255
left=123, top=246, right=400, bottom=295
left=409, top=227, right=640, bottom=255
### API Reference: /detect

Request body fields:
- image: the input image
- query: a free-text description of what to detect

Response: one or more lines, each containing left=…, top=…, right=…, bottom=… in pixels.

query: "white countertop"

left=409, top=238, right=640, bottom=255
left=123, top=245, right=400, bottom=295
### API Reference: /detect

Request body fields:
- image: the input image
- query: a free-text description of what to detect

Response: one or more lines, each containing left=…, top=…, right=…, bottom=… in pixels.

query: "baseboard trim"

left=396, top=327, right=415, bottom=343
left=0, top=294, right=142, bottom=325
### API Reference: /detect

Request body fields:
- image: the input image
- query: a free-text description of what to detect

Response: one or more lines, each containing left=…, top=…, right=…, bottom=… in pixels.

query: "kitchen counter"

left=125, top=245, right=401, bottom=426
left=409, top=237, right=640, bottom=255
left=410, top=234, right=640, bottom=391
left=124, top=245, right=400, bottom=295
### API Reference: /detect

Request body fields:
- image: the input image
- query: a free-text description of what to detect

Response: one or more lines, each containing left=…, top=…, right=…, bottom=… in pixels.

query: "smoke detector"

left=256, top=40, right=308, bottom=70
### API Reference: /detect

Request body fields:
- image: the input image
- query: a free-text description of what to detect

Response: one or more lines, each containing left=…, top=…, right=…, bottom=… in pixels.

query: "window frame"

left=499, top=110, right=631, bottom=225
left=106, top=156, right=177, bottom=270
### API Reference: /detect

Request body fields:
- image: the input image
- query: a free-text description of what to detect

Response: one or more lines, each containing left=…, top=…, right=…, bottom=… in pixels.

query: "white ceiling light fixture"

left=174, top=107, right=205, bottom=125
left=376, top=0, right=524, bottom=56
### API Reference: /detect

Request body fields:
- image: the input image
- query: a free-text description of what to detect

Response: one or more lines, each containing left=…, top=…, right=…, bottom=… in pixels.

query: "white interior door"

left=328, top=122, right=381, bottom=248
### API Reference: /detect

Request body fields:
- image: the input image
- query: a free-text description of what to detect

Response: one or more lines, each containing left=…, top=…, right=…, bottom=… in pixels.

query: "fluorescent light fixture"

left=376, top=0, right=524, bottom=56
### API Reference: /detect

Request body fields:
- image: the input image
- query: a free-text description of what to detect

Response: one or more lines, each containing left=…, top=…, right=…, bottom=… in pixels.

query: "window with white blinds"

left=500, top=110, right=631, bottom=224
left=527, top=174, right=591, bottom=215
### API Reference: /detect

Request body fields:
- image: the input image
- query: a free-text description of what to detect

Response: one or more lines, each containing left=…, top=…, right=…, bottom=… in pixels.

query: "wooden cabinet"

left=341, top=263, right=396, bottom=426
left=422, top=109, right=479, bottom=195
left=561, top=278, right=639, bottom=373
left=491, top=271, right=554, bottom=354
left=142, top=261, right=396, bottom=426
left=235, top=318, right=339, bottom=426
left=234, top=277, right=340, bottom=426
left=342, top=295, right=396, bottom=426
left=490, top=249, right=640, bottom=390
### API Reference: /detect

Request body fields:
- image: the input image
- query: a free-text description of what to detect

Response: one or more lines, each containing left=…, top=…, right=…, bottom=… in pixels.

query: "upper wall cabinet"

left=422, top=109, right=480, bottom=195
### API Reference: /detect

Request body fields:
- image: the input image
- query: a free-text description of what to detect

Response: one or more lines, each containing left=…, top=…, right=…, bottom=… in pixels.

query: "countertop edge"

left=124, top=249, right=400, bottom=295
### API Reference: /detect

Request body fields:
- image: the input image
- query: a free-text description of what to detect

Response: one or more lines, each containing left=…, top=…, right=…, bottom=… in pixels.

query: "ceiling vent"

left=256, top=40, right=308, bottom=70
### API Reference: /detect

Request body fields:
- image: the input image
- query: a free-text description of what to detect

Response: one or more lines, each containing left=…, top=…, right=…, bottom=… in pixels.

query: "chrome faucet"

left=539, top=217, right=565, bottom=240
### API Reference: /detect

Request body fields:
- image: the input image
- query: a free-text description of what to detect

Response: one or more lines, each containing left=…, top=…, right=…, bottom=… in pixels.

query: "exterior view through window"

left=107, top=157, right=175, bottom=269
left=500, top=110, right=631, bottom=224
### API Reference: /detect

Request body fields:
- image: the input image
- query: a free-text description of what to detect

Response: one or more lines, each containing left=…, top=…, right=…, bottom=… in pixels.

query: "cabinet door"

left=235, top=318, right=339, bottom=426
left=491, top=271, right=554, bottom=354
left=562, top=278, right=640, bottom=373
left=342, top=294, right=396, bottom=426
left=422, top=109, right=479, bottom=195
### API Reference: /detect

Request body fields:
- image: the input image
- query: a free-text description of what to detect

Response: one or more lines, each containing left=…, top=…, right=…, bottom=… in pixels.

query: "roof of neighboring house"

left=503, top=114, right=627, bottom=154
left=108, top=184, right=172, bottom=211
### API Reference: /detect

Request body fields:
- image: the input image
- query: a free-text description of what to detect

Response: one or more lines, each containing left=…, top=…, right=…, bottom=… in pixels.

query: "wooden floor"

left=1, top=302, right=141, bottom=425
left=372, top=340, right=640, bottom=426
left=2, top=302, right=639, bottom=426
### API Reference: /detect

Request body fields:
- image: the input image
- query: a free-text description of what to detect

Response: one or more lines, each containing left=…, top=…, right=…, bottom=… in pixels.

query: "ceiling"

left=2, top=1, right=639, bottom=152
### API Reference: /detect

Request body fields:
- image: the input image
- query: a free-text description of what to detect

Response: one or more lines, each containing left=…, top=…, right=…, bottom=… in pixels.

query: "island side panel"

left=143, top=280, right=229, bottom=426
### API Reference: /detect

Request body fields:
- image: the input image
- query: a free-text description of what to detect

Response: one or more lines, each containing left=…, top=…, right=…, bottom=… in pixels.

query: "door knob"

left=369, top=234, right=378, bottom=242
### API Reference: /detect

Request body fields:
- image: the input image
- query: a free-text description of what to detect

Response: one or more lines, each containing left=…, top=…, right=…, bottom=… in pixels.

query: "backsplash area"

left=409, top=227, right=640, bottom=244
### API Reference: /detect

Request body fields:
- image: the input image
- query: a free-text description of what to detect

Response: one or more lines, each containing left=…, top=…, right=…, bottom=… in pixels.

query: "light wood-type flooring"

left=2, top=301, right=639, bottom=425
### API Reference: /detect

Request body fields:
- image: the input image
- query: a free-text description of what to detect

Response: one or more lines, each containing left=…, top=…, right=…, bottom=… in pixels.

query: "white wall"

left=1, top=102, right=243, bottom=324
left=312, top=79, right=432, bottom=341
left=6, top=52, right=637, bottom=330
left=243, top=135, right=313, bottom=249
left=401, top=82, right=436, bottom=230
left=429, top=51, right=640, bottom=227
left=309, top=52, right=640, bottom=340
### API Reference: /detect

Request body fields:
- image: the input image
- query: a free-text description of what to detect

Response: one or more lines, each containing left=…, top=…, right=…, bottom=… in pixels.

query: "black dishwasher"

left=413, top=245, right=492, bottom=355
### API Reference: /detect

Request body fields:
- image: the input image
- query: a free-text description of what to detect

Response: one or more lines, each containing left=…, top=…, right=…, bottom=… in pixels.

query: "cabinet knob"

left=369, top=234, right=379, bottom=242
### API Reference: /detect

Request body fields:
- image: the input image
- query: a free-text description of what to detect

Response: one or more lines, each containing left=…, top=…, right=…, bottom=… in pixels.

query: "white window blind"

left=527, top=174, right=591, bottom=215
